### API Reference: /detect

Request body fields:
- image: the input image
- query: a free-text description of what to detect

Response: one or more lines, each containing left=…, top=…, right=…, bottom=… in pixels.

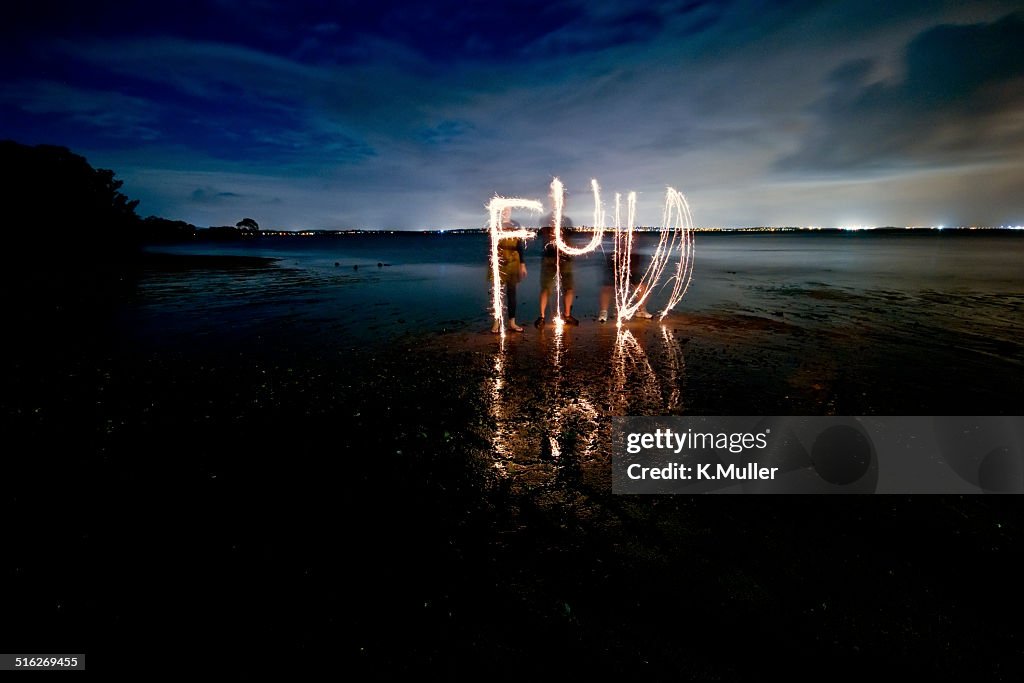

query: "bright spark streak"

left=488, top=196, right=543, bottom=337
left=613, top=191, right=638, bottom=323
left=551, top=178, right=604, bottom=256
left=614, top=187, right=696, bottom=324
left=548, top=177, right=606, bottom=319
left=552, top=180, right=563, bottom=319
left=656, top=189, right=697, bottom=320
left=487, top=178, right=695, bottom=331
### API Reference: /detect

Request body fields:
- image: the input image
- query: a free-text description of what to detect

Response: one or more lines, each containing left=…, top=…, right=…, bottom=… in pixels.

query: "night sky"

left=3, top=1, right=1023, bottom=229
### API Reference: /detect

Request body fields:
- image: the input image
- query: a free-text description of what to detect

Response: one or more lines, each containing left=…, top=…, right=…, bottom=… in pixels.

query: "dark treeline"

left=0, top=140, right=264, bottom=316
left=1, top=140, right=145, bottom=314
left=2, top=141, right=140, bottom=260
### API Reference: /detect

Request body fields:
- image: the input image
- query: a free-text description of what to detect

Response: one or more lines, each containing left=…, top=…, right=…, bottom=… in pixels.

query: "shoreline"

left=140, top=250, right=281, bottom=269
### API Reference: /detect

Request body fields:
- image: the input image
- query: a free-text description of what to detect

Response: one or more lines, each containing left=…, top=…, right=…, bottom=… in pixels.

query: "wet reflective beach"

left=7, top=231, right=1023, bottom=676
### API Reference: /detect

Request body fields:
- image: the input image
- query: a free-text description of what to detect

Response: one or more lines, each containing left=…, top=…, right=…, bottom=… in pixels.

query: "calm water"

left=133, top=232, right=1024, bottom=359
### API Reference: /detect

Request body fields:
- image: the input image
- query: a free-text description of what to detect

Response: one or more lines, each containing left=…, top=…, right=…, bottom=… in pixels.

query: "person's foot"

left=598, top=310, right=608, bottom=323
left=565, top=314, right=580, bottom=326
left=491, top=319, right=501, bottom=333
left=635, top=309, right=653, bottom=319
left=509, top=319, right=524, bottom=332
left=534, top=316, right=545, bottom=329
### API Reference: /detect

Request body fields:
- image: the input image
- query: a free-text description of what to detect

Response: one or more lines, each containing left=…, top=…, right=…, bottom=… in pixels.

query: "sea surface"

left=133, top=231, right=1024, bottom=365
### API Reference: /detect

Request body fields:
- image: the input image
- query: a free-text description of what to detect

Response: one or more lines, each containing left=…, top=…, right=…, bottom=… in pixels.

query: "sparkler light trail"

left=613, top=187, right=696, bottom=326
left=487, top=178, right=695, bottom=332
left=549, top=177, right=606, bottom=322
left=655, top=190, right=697, bottom=320
left=488, top=196, right=543, bottom=337
left=613, top=191, right=638, bottom=322
left=550, top=178, right=605, bottom=256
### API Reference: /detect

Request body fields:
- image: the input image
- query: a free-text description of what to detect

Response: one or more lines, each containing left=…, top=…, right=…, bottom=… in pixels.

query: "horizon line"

left=197, top=225, right=1024, bottom=234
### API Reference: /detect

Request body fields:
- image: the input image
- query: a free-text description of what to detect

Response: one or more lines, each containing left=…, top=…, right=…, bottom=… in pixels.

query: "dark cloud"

left=519, top=3, right=670, bottom=57
left=2, top=1, right=1021, bottom=228
left=0, top=82, right=163, bottom=143
left=190, top=188, right=243, bottom=203
left=779, top=12, right=1024, bottom=172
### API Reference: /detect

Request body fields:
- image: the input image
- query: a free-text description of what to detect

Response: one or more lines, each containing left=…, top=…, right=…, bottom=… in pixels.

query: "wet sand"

left=4, top=251, right=1023, bottom=677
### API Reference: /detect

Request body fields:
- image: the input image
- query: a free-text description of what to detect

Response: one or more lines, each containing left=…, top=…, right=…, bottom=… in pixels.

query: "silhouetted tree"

left=1, top=140, right=142, bottom=306
left=2, top=140, right=140, bottom=250
left=236, top=217, right=260, bottom=232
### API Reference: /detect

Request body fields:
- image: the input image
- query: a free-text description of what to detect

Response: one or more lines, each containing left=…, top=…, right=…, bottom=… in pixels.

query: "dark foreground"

left=4, top=259, right=1023, bottom=678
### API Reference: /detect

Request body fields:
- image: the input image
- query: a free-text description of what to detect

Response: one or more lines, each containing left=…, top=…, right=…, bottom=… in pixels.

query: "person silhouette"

left=491, top=208, right=528, bottom=333
left=598, top=237, right=652, bottom=322
left=535, top=213, right=579, bottom=327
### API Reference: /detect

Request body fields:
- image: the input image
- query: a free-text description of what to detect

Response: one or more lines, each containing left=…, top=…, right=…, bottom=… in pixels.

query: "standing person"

left=492, top=209, right=528, bottom=333
left=598, top=239, right=652, bottom=323
left=535, top=213, right=579, bottom=327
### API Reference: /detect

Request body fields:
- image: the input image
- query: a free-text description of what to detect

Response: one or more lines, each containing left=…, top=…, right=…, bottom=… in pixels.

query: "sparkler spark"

left=488, top=178, right=695, bottom=333
left=613, top=187, right=696, bottom=325
left=488, top=196, right=543, bottom=337
left=550, top=178, right=604, bottom=256
left=548, top=178, right=605, bottom=321
left=655, top=189, right=697, bottom=320
left=483, top=184, right=694, bottom=487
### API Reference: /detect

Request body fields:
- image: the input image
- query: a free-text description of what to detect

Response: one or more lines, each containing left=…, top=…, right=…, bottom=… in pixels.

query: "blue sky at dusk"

left=3, top=1, right=1023, bottom=229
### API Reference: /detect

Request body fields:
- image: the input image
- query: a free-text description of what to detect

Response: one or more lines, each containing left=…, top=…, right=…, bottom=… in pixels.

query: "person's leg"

left=600, top=252, right=614, bottom=322
left=632, top=256, right=653, bottom=318
left=507, top=282, right=517, bottom=320
left=538, top=256, right=555, bottom=326
left=507, top=283, right=523, bottom=331
left=561, top=265, right=578, bottom=324
left=599, top=285, right=611, bottom=322
left=635, top=282, right=652, bottom=318
left=534, top=288, right=548, bottom=328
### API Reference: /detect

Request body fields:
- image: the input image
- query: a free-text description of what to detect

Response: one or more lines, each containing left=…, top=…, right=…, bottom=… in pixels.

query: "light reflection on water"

left=132, top=232, right=1022, bottom=423
left=486, top=323, right=687, bottom=486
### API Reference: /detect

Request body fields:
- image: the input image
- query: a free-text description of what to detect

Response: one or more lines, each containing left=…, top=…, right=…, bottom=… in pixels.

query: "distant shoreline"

left=187, top=226, right=1024, bottom=237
